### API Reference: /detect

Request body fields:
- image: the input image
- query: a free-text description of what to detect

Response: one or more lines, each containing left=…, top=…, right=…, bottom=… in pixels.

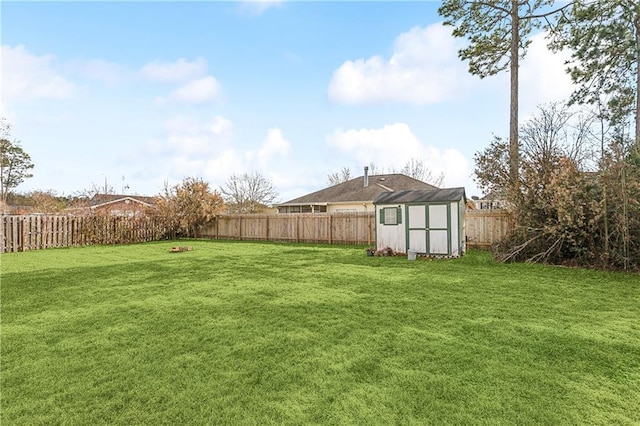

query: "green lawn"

left=1, top=240, right=639, bottom=425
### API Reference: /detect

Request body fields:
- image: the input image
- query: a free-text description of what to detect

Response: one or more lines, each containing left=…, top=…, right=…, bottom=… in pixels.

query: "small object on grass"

left=374, top=247, right=397, bottom=257
left=171, top=246, right=193, bottom=253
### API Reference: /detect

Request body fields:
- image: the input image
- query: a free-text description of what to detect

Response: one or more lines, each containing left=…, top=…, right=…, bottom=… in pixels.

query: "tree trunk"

left=600, top=109, right=609, bottom=257
left=510, top=0, right=520, bottom=202
left=621, top=164, right=630, bottom=270
left=635, top=9, right=640, bottom=152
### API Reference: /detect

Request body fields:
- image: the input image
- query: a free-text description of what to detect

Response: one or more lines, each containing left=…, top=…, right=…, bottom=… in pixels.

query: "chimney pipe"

left=364, top=166, right=369, bottom=187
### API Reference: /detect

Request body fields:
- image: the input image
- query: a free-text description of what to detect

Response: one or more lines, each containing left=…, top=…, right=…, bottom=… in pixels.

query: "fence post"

left=0, top=216, right=4, bottom=253
left=21, top=216, right=26, bottom=252
left=265, top=215, right=269, bottom=241
left=13, top=216, right=19, bottom=252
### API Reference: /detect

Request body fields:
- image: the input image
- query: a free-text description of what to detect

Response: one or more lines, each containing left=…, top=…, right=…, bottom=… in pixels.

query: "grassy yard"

left=1, top=240, right=639, bottom=425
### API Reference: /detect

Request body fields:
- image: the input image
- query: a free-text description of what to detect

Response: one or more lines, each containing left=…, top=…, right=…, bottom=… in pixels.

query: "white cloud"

left=158, top=76, right=221, bottom=104
left=239, top=0, right=283, bottom=16
left=519, top=31, right=574, bottom=116
left=1, top=44, right=75, bottom=103
left=210, top=116, right=233, bottom=136
left=139, top=117, right=295, bottom=190
left=202, top=149, right=245, bottom=183
left=242, top=128, right=291, bottom=172
left=139, top=115, right=243, bottom=185
left=328, top=24, right=471, bottom=105
left=139, top=57, right=208, bottom=82
left=329, top=123, right=422, bottom=165
left=327, top=123, right=470, bottom=187
left=78, top=59, right=128, bottom=85
left=146, top=115, right=232, bottom=157
left=255, top=128, right=291, bottom=163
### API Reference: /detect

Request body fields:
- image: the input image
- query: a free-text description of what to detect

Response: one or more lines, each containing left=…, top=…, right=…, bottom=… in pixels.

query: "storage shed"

left=374, top=188, right=467, bottom=257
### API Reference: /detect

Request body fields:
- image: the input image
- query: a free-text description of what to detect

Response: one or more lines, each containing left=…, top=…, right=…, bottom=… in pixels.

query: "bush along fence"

left=2, top=210, right=512, bottom=253
left=1, top=215, right=166, bottom=253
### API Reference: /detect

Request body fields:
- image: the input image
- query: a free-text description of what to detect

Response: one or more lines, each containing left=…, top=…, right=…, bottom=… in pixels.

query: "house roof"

left=374, top=187, right=466, bottom=204
left=90, top=194, right=157, bottom=208
left=480, top=190, right=506, bottom=201
left=279, top=174, right=438, bottom=205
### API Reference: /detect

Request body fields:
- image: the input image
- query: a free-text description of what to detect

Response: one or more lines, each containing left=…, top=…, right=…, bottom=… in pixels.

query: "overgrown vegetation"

left=476, top=104, right=640, bottom=270
left=0, top=117, right=34, bottom=204
left=5, top=190, right=69, bottom=213
left=2, top=241, right=639, bottom=424
left=460, top=0, right=640, bottom=271
left=150, top=177, right=224, bottom=238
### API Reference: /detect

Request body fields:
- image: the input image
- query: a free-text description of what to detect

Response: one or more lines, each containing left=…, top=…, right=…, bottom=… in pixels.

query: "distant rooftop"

left=90, top=194, right=157, bottom=208
left=280, top=174, right=438, bottom=205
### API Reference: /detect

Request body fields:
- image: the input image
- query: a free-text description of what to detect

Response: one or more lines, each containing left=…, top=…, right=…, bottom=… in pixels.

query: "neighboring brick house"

left=89, top=194, right=157, bottom=217
left=277, top=167, right=438, bottom=214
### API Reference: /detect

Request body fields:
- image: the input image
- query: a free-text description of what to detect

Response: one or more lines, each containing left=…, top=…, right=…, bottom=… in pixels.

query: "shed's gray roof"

left=374, top=187, right=466, bottom=204
left=280, top=174, right=437, bottom=205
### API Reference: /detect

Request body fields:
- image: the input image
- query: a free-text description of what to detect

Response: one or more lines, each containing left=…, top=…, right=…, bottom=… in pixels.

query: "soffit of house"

left=374, top=187, right=466, bottom=204
left=279, top=202, right=329, bottom=207
left=279, top=174, right=438, bottom=205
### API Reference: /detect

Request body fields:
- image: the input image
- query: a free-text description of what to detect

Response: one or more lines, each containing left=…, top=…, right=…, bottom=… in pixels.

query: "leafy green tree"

left=552, top=0, right=639, bottom=148
left=1, top=118, right=34, bottom=203
left=438, top=0, right=571, bottom=197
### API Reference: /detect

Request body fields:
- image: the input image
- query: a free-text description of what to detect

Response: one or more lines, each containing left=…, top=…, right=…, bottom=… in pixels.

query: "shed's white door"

left=408, top=205, right=427, bottom=253
left=428, top=204, right=449, bottom=255
left=407, top=203, right=450, bottom=255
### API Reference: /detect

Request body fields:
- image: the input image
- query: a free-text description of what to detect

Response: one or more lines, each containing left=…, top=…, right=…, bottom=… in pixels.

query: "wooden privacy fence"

left=198, top=212, right=376, bottom=245
left=1, top=215, right=164, bottom=253
left=465, top=210, right=513, bottom=249
left=2, top=210, right=513, bottom=253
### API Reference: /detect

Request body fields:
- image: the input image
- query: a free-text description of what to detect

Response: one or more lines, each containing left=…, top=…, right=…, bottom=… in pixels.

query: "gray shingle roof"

left=374, top=187, right=466, bottom=204
left=90, top=194, right=157, bottom=208
left=279, top=174, right=438, bottom=205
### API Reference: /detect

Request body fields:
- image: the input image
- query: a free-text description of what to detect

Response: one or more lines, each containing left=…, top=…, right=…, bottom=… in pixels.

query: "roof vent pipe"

left=364, top=166, right=369, bottom=187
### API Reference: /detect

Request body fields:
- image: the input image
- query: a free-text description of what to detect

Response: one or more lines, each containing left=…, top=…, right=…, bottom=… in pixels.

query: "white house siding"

left=375, top=206, right=406, bottom=252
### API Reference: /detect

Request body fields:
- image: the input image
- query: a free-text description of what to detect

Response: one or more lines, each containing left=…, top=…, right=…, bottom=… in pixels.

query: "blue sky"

left=1, top=1, right=575, bottom=201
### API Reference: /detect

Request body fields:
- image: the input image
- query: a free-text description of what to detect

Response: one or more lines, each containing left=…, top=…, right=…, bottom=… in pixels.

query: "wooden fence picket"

left=2, top=210, right=512, bottom=253
left=1, top=215, right=163, bottom=253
